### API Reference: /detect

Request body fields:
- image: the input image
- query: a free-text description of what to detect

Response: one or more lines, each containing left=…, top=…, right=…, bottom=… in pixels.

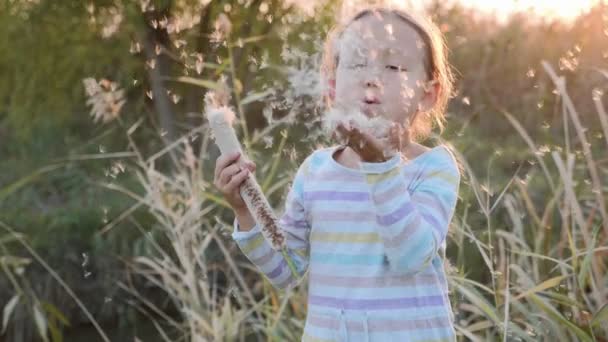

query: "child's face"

left=333, top=13, right=435, bottom=126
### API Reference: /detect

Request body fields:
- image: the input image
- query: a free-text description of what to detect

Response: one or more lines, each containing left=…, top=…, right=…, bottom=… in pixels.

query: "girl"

left=214, top=5, right=461, bottom=342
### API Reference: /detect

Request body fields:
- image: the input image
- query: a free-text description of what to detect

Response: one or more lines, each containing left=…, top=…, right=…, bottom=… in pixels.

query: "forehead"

left=339, top=12, right=426, bottom=59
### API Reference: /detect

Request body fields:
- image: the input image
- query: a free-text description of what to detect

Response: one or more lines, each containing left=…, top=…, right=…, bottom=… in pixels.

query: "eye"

left=349, top=64, right=365, bottom=69
left=386, top=65, right=407, bottom=72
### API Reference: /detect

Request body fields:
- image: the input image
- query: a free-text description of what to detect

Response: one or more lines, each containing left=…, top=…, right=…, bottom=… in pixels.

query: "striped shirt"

left=232, top=144, right=461, bottom=341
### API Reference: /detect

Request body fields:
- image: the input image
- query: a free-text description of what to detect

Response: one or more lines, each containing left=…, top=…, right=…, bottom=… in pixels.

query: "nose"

left=364, top=74, right=380, bottom=88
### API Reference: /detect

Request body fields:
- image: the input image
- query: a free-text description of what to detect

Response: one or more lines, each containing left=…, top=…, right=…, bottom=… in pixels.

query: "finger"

left=336, top=124, right=351, bottom=144
left=219, top=163, right=242, bottom=187
left=225, top=167, right=249, bottom=193
left=247, top=162, right=256, bottom=172
left=215, top=151, right=241, bottom=181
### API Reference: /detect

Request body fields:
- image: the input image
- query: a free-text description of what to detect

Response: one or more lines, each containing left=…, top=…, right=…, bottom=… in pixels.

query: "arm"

left=231, top=158, right=311, bottom=290
left=371, top=151, right=460, bottom=275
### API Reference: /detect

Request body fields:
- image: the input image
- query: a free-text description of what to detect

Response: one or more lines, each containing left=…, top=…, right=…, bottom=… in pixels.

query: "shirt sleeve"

left=231, top=156, right=312, bottom=290
left=370, top=150, right=460, bottom=275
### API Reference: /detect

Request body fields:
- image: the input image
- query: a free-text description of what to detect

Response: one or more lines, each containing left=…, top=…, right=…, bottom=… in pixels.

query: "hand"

left=333, top=120, right=411, bottom=162
left=213, top=151, right=257, bottom=211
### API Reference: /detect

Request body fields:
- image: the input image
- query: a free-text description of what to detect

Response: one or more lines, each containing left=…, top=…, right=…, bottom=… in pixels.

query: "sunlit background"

left=1, top=0, right=607, bottom=341
left=455, top=0, right=601, bottom=21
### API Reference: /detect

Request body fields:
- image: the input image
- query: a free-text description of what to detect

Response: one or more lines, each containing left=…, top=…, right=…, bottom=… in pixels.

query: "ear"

left=419, top=79, right=440, bottom=112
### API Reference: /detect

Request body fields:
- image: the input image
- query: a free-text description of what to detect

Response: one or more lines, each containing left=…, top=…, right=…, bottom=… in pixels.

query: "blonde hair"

left=320, top=6, right=454, bottom=142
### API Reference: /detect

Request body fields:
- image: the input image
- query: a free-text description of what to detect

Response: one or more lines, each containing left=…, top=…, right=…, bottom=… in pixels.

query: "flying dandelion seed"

left=158, top=16, right=168, bottom=29
left=195, top=54, right=204, bottom=74
left=174, top=39, right=187, bottom=48
left=384, top=23, right=393, bottom=35
left=171, top=93, right=181, bottom=104
left=263, top=136, right=274, bottom=149
left=146, top=59, right=156, bottom=69
left=526, top=68, right=535, bottom=78
left=130, top=41, right=141, bottom=54
left=592, top=88, right=603, bottom=100
left=462, top=97, right=471, bottom=106
left=81, top=253, right=89, bottom=267
left=140, top=0, right=150, bottom=12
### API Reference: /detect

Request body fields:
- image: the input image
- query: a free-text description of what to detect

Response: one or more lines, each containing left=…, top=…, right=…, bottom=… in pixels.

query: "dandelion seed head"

left=99, top=5, right=123, bottom=38
left=83, top=78, right=125, bottom=124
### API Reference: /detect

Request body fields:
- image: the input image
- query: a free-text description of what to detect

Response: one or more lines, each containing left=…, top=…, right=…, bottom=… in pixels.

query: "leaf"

left=513, top=275, right=570, bottom=301
left=239, top=89, right=273, bottom=106
left=452, top=281, right=501, bottom=324
left=591, top=303, right=608, bottom=327
left=2, top=294, right=20, bottom=334
left=163, top=76, right=220, bottom=90
left=33, top=304, right=49, bottom=342
left=578, top=223, right=601, bottom=289
left=42, top=301, right=70, bottom=327
left=529, top=294, right=593, bottom=342
left=0, top=164, right=64, bottom=202
left=48, top=319, right=63, bottom=342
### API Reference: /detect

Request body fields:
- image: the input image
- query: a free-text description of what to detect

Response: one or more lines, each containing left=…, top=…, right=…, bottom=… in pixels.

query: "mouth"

left=363, top=97, right=380, bottom=105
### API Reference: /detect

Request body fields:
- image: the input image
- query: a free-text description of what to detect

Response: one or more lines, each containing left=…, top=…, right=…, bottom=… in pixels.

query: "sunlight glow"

left=442, top=0, right=600, bottom=21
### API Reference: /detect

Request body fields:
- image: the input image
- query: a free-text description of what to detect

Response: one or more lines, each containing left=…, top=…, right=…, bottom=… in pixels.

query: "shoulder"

left=416, top=144, right=461, bottom=183
left=296, top=145, right=335, bottom=175
left=293, top=146, right=330, bottom=179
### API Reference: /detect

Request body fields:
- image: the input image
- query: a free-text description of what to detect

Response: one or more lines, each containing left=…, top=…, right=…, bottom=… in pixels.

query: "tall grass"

left=445, top=62, right=608, bottom=341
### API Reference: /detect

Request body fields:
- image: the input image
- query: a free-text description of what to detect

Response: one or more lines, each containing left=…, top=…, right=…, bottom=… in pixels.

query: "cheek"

left=397, top=77, right=426, bottom=101
left=334, top=72, right=358, bottom=98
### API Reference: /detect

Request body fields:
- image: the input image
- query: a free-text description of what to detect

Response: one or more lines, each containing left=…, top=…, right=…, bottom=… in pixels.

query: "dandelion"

left=83, top=78, right=126, bottom=124
left=99, top=5, right=123, bottom=39
left=211, top=13, right=232, bottom=43
left=204, top=87, right=300, bottom=278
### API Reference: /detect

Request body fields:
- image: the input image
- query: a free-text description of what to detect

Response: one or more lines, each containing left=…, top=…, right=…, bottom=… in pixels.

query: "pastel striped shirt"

left=232, top=144, right=461, bottom=341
